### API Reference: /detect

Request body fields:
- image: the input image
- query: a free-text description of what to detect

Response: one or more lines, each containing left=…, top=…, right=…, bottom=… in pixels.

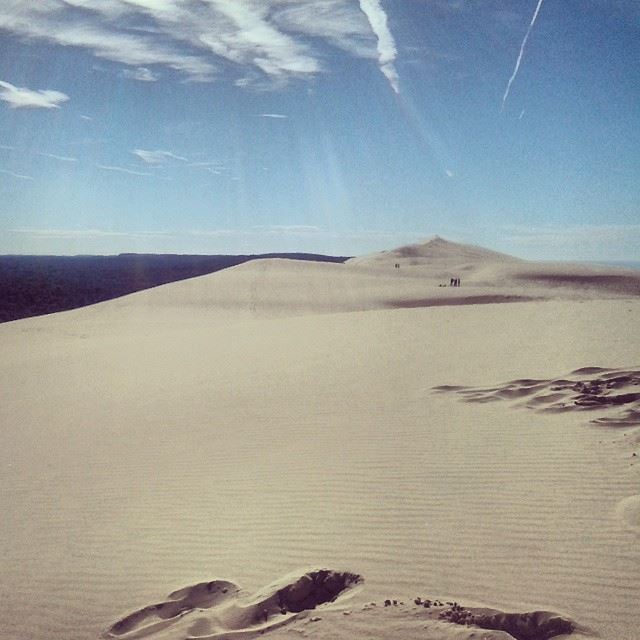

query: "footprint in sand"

left=105, top=569, right=362, bottom=639
left=616, top=494, right=640, bottom=531
left=107, top=569, right=586, bottom=640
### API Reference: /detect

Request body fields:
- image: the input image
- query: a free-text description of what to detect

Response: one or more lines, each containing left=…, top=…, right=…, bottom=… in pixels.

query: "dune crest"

left=58, top=238, right=640, bottom=325
left=347, top=236, right=521, bottom=267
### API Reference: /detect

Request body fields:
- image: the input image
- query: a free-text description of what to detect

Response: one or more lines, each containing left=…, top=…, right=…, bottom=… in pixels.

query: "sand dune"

left=347, top=235, right=522, bottom=267
left=1, top=238, right=639, bottom=640
left=36, top=237, right=638, bottom=330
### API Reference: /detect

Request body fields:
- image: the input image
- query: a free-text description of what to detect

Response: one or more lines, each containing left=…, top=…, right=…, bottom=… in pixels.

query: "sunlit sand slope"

left=1, top=241, right=638, bottom=640
left=33, top=238, right=638, bottom=329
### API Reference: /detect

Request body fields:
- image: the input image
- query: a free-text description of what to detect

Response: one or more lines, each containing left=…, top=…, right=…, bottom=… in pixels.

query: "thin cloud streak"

left=497, top=224, right=640, bottom=261
left=251, top=225, right=321, bottom=235
left=258, top=113, right=288, bottom=119
left=12, top=228, right=172, bottom=239
left=501, top=0, right=545, bottom=111
left=358, top=0, right=400, bottom=93
left=0, top=168, right=34, bottom=180
left=0, top=79, right=69, bottom=109
left=7, top=226, right=437, bottom=257
left=188, top=161, right=225, bottom=174
left=97, top=164, right=152, bottom=176
left=39, top=152, right=78, bottom=162
left=133, top=149, right=188, bottom=164
left=503, top=224, right=640, bottom=246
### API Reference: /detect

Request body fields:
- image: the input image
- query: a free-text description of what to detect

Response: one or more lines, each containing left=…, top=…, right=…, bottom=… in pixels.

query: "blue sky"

left=0, top=0, right=638, bottom=259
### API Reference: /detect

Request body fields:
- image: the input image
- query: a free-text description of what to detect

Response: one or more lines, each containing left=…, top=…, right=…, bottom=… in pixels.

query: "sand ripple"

left=3, top=301, right=639, bottom=640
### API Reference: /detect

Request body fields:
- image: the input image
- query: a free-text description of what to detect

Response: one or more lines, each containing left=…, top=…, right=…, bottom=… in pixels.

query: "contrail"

left=501, top=0, right=545, bottom=111
left=359, top=0, right=400, bottom=93
left=0, top=168, right=34, bottom=180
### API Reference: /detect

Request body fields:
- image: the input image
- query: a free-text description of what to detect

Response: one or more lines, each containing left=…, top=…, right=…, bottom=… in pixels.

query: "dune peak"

left=348, top=236, right=519, bottom=266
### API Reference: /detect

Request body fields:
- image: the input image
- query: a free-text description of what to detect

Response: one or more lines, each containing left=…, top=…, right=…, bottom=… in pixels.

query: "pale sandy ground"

left=1, top=238, right=639, bottom=640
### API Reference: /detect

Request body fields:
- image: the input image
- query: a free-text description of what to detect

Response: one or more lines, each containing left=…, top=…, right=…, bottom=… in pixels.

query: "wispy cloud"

left=273, top=0, right=376, bottom=58
left=70, top=137, right=107, bottom=146
left=132, top=149, right=187, bottom=164
left=258, top=113, right=288, bottom=119
left=80, top=114, right=92, bottom=121
left=14, top=228, right=128, bottom=239
left=97, top=164, right=152, bottom=176
left=501, top=0, right=545, bottom=111
left=0, top=16, right=215, bottom=80
left=358, top=0, right=400, bottom=93
left=188, top=161, right=224, bottom=167
left=496, top=223, right=640, bottom=260
left=13, top=228, right=170, bottom=239
left=121, top=66, right=159, bottom=82
left=0, top=144, right=15, bottom=150
left=7, top=226, right=437, bottom=256
left=0, top=79, right=69, bottom=109
left=504, top=224, right=640, bottom=246
left=187, top=161, right=225, bottom=174
left=0, top=1, right=396, bottom=88
left=251, top=225, right=322, bottom=235
left=184, top=226, right=427, bottom=246
left=0, top=168, right=34, bottom=180
left=39, top=152, right=78, bottom=162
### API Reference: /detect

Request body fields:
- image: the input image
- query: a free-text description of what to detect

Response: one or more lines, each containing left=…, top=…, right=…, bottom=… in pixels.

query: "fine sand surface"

left=1, top=238, right=639, bottom=640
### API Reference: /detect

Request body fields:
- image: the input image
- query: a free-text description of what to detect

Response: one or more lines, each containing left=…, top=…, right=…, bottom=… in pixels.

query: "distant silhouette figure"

left=450, top=277, right=454, bottom=286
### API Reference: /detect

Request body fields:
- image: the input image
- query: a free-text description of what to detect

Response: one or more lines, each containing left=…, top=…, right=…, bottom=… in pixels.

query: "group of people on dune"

left=393, top=263, right=462, bottom=288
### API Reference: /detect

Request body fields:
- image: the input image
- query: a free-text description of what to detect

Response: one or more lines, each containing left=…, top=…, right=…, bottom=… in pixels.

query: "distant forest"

left=0, top=253, right=349, bottom=323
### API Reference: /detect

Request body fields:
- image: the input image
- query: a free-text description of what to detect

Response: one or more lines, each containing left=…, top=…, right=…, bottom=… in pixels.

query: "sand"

left=1, top=237, right=639, bottom=640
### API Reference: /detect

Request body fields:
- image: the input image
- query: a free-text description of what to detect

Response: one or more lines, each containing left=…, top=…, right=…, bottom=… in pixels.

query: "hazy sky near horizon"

left=0, top=0, right=638, bottom=259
